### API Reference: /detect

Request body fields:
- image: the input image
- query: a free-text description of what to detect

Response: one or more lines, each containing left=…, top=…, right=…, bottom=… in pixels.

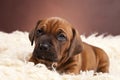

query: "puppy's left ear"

left=29, top=29, right=35, bottom=46
left=68, top=28, right=83, bottom=57
left=29, top=20, right=42, bottom=45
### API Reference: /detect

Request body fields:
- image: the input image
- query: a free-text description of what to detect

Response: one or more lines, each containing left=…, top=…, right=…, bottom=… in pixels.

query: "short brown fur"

left=29, top=17, right=109, bottom=74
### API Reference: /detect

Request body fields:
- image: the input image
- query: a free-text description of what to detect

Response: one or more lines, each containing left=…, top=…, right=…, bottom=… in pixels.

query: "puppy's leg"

left=94, top=47, right=109, bottom=73
left=29, top=56, right=38, bottom=64
left=59, top=55, right=82, bottom=74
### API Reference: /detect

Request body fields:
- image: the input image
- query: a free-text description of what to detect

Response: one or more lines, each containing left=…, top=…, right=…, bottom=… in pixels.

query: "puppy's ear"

left=68, top=28, right=83, bottom=57
left=29, top=20, right=42, bottom=45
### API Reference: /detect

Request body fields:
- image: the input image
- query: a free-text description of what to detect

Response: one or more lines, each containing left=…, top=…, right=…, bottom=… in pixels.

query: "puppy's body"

left=29, top=17, right=109, bottom=74
left=52, top=42, right=109, bottom=74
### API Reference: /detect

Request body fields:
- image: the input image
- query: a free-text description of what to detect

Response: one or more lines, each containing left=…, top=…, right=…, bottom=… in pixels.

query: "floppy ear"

left=68, top=28, right=83, bottom=57
left=29, top=20, right=42, bottom=45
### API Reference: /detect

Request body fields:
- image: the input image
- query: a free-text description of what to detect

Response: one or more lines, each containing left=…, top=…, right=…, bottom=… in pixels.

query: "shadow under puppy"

left=29, top=17, right=109, bottom=74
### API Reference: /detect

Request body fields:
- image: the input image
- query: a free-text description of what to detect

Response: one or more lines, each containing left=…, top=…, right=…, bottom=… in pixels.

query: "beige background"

left=0, top=0, right=120, bottom=35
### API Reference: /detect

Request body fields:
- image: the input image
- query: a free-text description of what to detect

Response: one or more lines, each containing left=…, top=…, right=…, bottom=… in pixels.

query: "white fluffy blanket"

left=0, top=31, right=120, bottom=80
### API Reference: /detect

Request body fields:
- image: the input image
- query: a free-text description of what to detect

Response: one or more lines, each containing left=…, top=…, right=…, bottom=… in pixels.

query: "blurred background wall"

left=0, top=0, right=120, bottom=35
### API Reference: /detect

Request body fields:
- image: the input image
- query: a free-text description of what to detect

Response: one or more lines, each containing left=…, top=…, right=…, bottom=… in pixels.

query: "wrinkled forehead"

left=37, top=18, right=73, bottom=39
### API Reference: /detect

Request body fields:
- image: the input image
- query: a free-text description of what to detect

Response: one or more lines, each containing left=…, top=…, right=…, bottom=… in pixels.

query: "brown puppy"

left=29, top=17, right=109, bottom=74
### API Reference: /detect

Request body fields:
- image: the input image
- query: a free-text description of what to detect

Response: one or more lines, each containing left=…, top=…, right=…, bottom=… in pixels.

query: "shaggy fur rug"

left=0, top=31, right=120, bottom=80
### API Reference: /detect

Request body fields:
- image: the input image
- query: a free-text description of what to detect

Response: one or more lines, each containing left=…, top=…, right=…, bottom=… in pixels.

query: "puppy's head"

left=29, top=17, right=83, bottom=68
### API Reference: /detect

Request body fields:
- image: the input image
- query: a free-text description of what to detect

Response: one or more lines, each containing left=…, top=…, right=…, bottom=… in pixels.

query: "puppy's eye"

left=57, top=33, right=67, bottom=41
left=36, top=29, right=44, bottom=35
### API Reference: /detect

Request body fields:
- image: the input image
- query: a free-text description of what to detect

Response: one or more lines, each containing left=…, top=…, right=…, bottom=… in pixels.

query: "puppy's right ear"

left=68, top=27, right=83, bottom=58
left=29, top=20, right=42, bottom=45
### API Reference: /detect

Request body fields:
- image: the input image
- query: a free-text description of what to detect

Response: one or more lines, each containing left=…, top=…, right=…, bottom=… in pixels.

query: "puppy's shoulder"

left=82, top=42, right=94, bottom=52
left=83, top=42, right=108, bottom=60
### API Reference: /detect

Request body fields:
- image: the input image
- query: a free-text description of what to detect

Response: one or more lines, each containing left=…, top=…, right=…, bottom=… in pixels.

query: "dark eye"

left=57, top=33, right=67, bottom=41
left=36, top=29, right=44, bottom=35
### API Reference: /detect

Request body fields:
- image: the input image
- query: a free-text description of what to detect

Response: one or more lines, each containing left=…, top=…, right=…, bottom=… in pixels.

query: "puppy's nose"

left=39, top=43, right=49, bottom=51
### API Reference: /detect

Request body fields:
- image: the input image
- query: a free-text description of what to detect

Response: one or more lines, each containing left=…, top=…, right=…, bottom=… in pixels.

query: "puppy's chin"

left=36, top=58, right=58, bottom=70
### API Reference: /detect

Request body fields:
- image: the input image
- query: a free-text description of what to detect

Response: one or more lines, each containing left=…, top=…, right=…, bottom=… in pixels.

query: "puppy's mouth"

left=34, top=51, right=58, bottom=62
